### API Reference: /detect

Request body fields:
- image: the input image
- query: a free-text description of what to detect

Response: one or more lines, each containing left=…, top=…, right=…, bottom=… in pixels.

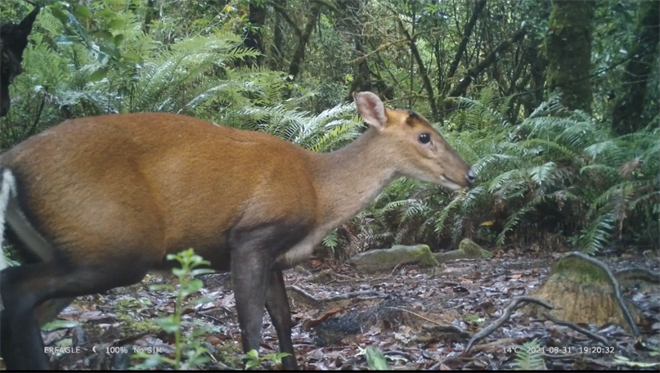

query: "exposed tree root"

left=614, top=267, right=660, bottom=283
left=465, top=296, right=553, bottom=353
left=286, top=285, right=386, bottom=307
left=563, top=251, right=639, bottom=336
left=542, top=312, right=612, bottom=348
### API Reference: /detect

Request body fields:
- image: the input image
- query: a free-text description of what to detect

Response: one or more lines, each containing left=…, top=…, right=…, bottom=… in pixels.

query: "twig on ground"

left=542, top=312, right=613, bottom=348
left=196, top=310, right=234, bottom=323
left=389, top=263, right=401, bottom=277
left=421, top=324, right=472, bottom=340
left=464, top=296, right=553, bottom=353
left=328, top=272, right=362, bottom=283
left=286, top=285, right=386, bottom=305
left=385, top=306, right=441, bottom=326
left=286, top=285, right=320, bottom=305
left=366, top=276, right=394, bottom=284
left=564, top=251, right=639, bottom=336
left=614, top=267, right=660, bottom=283
left=379, top=307, right=468, bottom=342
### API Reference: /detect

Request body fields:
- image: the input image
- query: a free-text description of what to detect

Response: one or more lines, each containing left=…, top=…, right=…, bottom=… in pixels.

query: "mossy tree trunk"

left=268, top=0, right=286, bottom=70
left=337, top=0, right=372, bottom=100
left=287, top=0, right=321, bottom=81
left=243, top=0, right=267, bottom=67
left=545, top=0, right=595, bottom=113
left=611, top=0, right=660, bottom=135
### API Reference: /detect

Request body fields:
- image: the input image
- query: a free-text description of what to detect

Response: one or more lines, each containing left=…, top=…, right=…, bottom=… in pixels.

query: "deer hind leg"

left=3, top=224, right=76, bottom=328
left=1, top=252, right=152, bottom=370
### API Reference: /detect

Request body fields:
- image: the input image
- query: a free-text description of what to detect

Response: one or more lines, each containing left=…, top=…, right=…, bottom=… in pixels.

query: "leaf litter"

left=30, top=247, right=659, bottom=370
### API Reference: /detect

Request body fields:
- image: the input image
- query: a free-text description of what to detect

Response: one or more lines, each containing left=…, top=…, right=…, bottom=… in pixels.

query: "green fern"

left=356, top=92, right=658, bottom=254
left=513, top=339, right=546, bottom=370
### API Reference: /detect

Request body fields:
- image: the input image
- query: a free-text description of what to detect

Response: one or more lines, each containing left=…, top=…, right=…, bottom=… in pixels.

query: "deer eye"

left=418, top=133, right=431, bottom=144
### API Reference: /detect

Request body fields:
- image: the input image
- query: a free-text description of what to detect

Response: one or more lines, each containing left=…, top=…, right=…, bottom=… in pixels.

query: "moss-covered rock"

left=459, top=238, right=492, bottom=258
left=349, top=244, right=438, bottom=273
left=434, top=238, right=492, bottom=263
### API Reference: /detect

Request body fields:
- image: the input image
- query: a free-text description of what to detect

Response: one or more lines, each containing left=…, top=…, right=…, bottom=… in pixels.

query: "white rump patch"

left=0, top=169, right=17, bottom=271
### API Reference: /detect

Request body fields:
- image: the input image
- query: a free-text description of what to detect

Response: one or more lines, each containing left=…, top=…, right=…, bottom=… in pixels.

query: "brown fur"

left=4, top=113, right=318, bottom=270
left=0, top=92, right=473, bottom=370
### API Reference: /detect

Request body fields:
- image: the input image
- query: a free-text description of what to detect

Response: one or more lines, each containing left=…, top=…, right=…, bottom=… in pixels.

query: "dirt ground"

left=28, top=246, right=660, bottom=370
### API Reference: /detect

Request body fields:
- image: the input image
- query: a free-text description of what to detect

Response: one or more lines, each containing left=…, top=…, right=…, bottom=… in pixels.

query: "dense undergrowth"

left=333, top=89, right=659, bottom=258
left=1, top=2, right=657, bottom=265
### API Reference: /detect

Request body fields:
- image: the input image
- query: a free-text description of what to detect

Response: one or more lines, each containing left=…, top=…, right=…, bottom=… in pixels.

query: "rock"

left=348, top=240, right=492, bottom=273
left=434, top=238, right=492, bottom=263
left=349, top=244, right=438, bottom=273
left=459, top=238, right=492, bottom=258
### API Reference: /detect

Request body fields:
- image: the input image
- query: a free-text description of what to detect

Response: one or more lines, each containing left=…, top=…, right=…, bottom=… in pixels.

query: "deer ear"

left=353, top=91, right=387, bottom=130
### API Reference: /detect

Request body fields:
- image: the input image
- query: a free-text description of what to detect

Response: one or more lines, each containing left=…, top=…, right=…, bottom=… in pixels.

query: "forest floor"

left=35, top=246, right=659, bottom=371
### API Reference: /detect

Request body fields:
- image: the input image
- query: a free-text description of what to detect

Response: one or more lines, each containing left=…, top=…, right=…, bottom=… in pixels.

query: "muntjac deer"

left=0, top=92, right=474, bottom=370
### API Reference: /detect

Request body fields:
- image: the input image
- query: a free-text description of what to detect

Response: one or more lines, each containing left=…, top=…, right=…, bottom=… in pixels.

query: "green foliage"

left=2, top=0, right=656, bottom=263
left=0, top=1, right=285, bottom=148
left=345, top=90, right=658, bottom=255
left=132, top=248, right=214, bottom=370
left=354, top=346, right=390, bottom=370
left=229, top=101, right=364, bottom=152
left=513, top=339, right=546, bottom=370
left=116, top=297, right=161, bottom=334
left=241, top=349, right=291, bottom=370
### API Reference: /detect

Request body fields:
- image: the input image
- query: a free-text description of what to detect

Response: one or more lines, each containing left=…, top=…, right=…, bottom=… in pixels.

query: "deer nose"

left=466, top=168, right=476, bottom=187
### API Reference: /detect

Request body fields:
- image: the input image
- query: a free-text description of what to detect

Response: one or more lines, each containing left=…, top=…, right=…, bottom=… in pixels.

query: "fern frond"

left=529, top=162, right=557, bottom=188
left=513, top=339, right=546, bottom=370
left=579, top=213, right=615, bottom=254
left=433, top=192, right=466, bottom=235
left=521, top=138, right=582, bottom=163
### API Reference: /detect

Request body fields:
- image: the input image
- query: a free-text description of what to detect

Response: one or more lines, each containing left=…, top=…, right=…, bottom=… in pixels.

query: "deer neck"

left=311, top=129, right=397, bottom=228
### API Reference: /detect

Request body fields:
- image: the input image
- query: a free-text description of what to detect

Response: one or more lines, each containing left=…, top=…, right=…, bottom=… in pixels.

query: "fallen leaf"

left=42, top=319, right=81, bottom=331
left=311, top=260, right=323, bottom=268
left=206, top=335, right=222, bottom=345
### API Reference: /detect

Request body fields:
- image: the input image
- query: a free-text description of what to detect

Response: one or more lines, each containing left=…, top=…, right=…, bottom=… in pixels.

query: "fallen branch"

left=542, top=312, right=612, bottom=349
left=464, top=296, right=553, bottom=353
left=286, top=285, right=386, bottom=305
left=564, top=251, right=639, bottom=336
left=421, top=324, right=472, bottom=340
left=614, top=267, right=660, bottom=283
left=386, top=306, right=458, bottom=332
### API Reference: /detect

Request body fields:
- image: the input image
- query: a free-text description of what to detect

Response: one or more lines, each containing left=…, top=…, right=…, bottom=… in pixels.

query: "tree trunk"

left=287, top=0, right=321, bottom=80
left=611, top=0, right=659, bottom=135
left=445, top=0, right=487, bottom=90
left=143, top=0, right=158, bottom=34
left=545, top=0, right=595, bottom=113
left=338, top=0, right=374, bottom=100
left=268, top=0, right=286, bottom=70
left=243, top=1, right=267, bottom=67
left=393, top=13, right=439, bottom=120
left=448, top=25, right=527, bottom=98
